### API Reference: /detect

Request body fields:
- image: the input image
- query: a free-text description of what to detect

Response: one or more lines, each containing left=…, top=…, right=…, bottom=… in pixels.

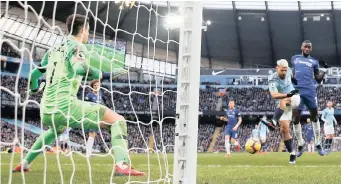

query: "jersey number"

left=49, top=62, right=57, bottom=84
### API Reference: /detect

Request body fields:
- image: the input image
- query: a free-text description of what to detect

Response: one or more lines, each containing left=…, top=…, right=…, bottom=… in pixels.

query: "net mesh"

left=0, top=1, right=179, bottom=183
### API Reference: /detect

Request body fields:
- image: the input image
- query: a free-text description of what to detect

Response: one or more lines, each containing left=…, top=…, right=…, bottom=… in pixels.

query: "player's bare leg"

left=225, top=135, right=231, bottom=157
left=100, top=109, right=145, bottom=176
left=309, top=108, right=324, bottom=156
left=292, top=109, right=305, bottom=157
left=280, top=120, right=296, bottom=164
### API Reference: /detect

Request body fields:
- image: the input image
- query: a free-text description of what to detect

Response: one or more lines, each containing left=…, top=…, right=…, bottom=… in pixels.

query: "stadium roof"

left=6, top=1, right=341, bottom=68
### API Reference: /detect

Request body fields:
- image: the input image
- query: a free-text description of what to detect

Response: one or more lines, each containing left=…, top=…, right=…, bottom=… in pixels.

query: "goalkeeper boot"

left=12, top=164, right=30, bottom=172
left=297, top=142, right=306, bottom=157
left=115, top=165, right=146, bottom=176
left=316, top=145, right=325, bottom=156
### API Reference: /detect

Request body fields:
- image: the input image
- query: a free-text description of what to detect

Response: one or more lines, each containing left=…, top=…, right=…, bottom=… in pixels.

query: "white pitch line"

left=1, top=163, right=341, bottom=168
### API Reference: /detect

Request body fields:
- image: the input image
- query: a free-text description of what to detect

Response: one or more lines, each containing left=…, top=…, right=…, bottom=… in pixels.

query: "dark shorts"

left=296, top=93, right=317, bottom=110
left=306, top=136, right=314, bottom=143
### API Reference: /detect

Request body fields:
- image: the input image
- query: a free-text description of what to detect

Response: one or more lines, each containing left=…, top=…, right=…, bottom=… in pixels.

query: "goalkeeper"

left=13, top=14, right=145, bottom=176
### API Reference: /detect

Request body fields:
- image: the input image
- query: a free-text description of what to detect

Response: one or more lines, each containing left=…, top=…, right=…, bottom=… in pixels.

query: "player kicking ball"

left=257, top=117, right=269, bottom=154
left=291, top=40, right=328, bottom=157
left=321, top=101, right=337, bottom=154
left=219, top=99, right=242, bottom=158
left=263, top=59, right=300, bottom=164
left=13, top=14, right=145, bottom=176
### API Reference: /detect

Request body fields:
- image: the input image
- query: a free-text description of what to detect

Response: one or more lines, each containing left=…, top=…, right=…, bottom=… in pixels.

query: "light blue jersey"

left=258, top=122, right=269, bottom=137
left=268, top=68, right=295, bottom=104
left=252, top=128, right=259, bottom=139
left=322, top=107, right=336, bottom=127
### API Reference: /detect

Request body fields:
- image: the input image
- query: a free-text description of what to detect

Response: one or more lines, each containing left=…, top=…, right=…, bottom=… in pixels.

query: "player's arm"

left=268, top=80, right=298, bottom=99
left=218, top=116, right=228, bottom=122
left=29, top=52, right=49, bottom=93
left=321, top=110, right=327, bottom=122
left=233, top=112, right=242, bottom=130
left=314, top=60, right=328, bottom=84
left=290, top=56, right=298, bottom=85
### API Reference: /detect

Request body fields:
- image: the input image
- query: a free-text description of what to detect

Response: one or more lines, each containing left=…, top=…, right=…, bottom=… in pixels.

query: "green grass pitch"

left=1, top=152, right=341, bottom=184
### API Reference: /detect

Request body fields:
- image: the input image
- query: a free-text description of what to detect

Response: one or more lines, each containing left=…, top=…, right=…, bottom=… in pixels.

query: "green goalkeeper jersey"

left=30, top=36, right=101, bottom=114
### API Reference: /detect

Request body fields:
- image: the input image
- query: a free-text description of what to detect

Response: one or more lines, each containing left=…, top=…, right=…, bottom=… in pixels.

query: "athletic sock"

left=225, top=140, right=231, bottom=154
left=110, top=120, right=129, bottom=164
left=23, top=128, right=57, bottom=164
left=293, top=124, right=305, bottom=146
left=86, top=137, right=95, bottom=156
left=273, top=108, right=284, bottom=126
left=284, top=139, right=294, bottom=154
left=261, top=143, right=267, bottom=152
left=308, top=144, right=312, bottom=152
left=312, top=120, right=321, bottom=145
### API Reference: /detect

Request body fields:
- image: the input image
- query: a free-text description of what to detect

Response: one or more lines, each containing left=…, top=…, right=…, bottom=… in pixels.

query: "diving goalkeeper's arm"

left=29, top=53, right=48, bottom=93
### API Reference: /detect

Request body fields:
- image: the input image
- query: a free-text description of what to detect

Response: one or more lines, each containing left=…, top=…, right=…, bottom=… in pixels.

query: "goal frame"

left=173, top=2, right=203, bottom=184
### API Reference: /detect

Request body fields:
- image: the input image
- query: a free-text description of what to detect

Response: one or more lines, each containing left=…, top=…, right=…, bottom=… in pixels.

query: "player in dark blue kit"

left=290, top=40, right=328, bottom=157
left=85, top=80, right=104, bottom=157
left=304, top=118, right=315, bottom=154
left=219, top=99, right=242, bottom=158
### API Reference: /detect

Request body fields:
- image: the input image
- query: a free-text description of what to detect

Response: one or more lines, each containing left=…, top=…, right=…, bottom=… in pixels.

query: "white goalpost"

left=173, top=2, right=202, bottom=184
left=0, top=1, right=203, bottom=184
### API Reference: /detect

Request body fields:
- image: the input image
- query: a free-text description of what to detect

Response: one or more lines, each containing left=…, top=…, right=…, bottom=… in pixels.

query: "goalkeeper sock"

left=312, top=120, right=321, bottom=145
left=330, top=139, right=334, bottom=149
left=293, top=124, right=305, bottom=146
left=110, top=120, right=129, bottom=165
left=23, top=128, right=57, bottom=165
left=86, top=137, right=95, bottom=157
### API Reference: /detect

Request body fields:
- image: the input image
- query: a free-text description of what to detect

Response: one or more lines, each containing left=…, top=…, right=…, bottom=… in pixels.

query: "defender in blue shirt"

left=219, top=99, right=242, bottom=158
left=291, top=40, right=327, bottom=157
left=85, top=80, right=104, bottom=157
left=304, top=118, right=315, bottom=153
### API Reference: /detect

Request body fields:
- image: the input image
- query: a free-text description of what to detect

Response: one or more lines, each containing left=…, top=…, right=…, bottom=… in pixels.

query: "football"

left=245, top=139, right=261, bottom=154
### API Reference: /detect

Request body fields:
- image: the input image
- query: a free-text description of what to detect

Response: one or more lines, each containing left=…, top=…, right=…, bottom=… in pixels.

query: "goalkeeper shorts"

left=42, top=100, right=107, bottom=132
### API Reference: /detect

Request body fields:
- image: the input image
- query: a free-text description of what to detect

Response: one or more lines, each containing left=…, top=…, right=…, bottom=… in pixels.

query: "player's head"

left=327, top=101, right=333, bottom=108
left=301, top=40, right=312, bottom=56
left=90, top=80, right=100, bottom=92
left=276, top=59, right=289, bottom=79
left=66, top=14, right=90, bottom=43
left=307, top=118, right=311, bottom=123
left=228, top=99, right=235, bottom=109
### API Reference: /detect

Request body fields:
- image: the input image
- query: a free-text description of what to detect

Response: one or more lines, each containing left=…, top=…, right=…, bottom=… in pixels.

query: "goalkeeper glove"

left=287, top=89, right=299, bottom=97
left=30, top=82, right=45, bottom=94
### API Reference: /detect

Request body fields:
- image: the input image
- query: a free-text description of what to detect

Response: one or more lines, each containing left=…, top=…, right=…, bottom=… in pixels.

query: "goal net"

left=0, top=1, right=202, bottom=184
left=331, top=137, right=341, bottom=152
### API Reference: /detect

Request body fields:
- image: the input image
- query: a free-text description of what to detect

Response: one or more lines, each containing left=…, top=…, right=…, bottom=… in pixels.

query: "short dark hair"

left=302, top=40, right=312, bottom=45
left=66, top=14, right=89, bottom=36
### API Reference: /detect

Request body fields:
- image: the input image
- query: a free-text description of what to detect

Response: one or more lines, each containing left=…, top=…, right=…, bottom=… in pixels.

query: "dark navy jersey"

left=86, top=91, right=103, bottom=104
left=305, top=124, right=314, bottom=138
left=226, top=108, right=241, bottom=129
left=291, top=54, right=319, bottom=92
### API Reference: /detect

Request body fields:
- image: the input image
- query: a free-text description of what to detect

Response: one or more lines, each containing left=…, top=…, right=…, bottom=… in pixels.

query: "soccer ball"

left=245, top=139, right=261, bottom=154
left=291, top=94, right=301, bottom=109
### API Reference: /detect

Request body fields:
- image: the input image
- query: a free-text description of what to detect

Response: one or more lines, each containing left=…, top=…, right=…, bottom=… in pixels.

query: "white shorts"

left=260, top=136, right=266, bottom=142
left=324, top=126, right=335, bottom=135
left=252, top=137, right=260, bottom=142
left=279, top=105, right=292, bottom=121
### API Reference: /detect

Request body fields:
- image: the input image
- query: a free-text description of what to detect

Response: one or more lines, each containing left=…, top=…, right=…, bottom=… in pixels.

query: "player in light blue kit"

left=321, top=101, right=337, bottom=154
left=251, top=124, right=260, bottom=141
left=219, top=99, right=242, bottom=158
left=262, top=59, right=300, bottom=164
left=258, top=117, right=269, bottom=154
left=291, top=40, right=328, bottom=157
left=304, top=118, right=315, bottom=154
